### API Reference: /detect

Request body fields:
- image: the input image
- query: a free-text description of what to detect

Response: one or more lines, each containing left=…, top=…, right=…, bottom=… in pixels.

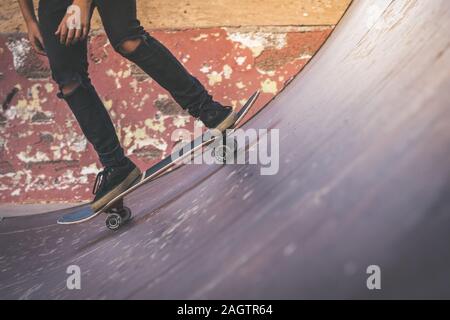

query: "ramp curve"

left=1, top=0, right=450, bottom=299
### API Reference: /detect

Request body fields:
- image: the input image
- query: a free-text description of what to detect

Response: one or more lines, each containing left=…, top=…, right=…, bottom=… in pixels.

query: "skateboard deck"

left=57, top=90, right=260, bottom=229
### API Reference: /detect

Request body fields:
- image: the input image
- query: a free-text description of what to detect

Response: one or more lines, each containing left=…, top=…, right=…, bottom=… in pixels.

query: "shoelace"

left=92, top=168, right=111, bottom=195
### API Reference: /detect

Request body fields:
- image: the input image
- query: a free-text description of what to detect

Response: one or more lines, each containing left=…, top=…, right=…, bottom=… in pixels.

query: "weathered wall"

left=1, top=0, right=351, bottom=31
left=0, top=1, right=350, bottom=204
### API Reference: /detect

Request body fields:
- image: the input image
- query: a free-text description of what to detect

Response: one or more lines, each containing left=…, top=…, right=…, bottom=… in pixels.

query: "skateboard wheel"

left=214, top=137, right=238, bottom=163
left=120, top=207, right=132, bottom=222
left=106, top=213, right=122, bottom=231
left=105, top=207, right=132, bottom=231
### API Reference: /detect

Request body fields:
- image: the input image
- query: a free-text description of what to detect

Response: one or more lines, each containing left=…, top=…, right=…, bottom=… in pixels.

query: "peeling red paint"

left=0, top=27, right=332, bottom=203
left=255, top=30, right=332, bottom=71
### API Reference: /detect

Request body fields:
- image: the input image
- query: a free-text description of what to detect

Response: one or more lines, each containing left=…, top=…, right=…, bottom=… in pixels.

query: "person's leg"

left=94, top=0, right=237, bottom=130
left=38, top=0, right=140, bottom=209
left=38, top=0, right=125, bottom=167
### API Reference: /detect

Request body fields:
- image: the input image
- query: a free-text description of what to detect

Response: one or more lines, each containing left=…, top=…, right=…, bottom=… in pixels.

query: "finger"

left=32, top=39, right=46, bottom=56
left=37, top=31, right=47, bottom=55
left=81, top=26, right=89, bottom=41
left=66, top=28, right=75, bottom=46
left=55, top=24, right=61, bottom=35
left=35, top=46, right=46, bottom=56
left=37, top=34, right=46, bottom=50
left=72, top=28, right=82, bottom=45
left=60, top=25, right=68, bottom=44
left=36, top=42, right=46, bottom=55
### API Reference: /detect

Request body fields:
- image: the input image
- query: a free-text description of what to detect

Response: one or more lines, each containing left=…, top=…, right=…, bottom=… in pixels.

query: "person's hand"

left=55, top=0, right=92, bottom=46
left=26, top=20, right=46, bottom=55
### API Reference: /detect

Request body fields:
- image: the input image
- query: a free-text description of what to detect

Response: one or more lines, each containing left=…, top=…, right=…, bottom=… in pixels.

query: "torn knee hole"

left=61, top=82, right=81, bottom=97
left=118, top=38, right=143, bottom=55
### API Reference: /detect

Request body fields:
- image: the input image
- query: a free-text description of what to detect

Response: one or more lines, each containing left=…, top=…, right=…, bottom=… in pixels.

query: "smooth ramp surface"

left=1, top=0, right=450, bottom=299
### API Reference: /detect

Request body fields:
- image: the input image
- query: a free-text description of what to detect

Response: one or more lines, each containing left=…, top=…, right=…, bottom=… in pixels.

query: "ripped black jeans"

left=38, top=0, right=214, bottom=167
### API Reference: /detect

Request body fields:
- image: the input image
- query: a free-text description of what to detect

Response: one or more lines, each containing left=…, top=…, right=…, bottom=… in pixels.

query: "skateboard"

left=57, top=90, right=260, bottom=230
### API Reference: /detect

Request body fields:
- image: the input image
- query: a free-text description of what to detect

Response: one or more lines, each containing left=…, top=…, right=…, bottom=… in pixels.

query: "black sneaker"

left=199, top=102, right=237, bottom=131
left=91, top=158, right=142, bottom=211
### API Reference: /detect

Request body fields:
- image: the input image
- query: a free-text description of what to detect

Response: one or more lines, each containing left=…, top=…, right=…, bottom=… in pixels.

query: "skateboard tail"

left=57, top=206, right=96, bottom=225
left=233, top=90, right=260, bottom=129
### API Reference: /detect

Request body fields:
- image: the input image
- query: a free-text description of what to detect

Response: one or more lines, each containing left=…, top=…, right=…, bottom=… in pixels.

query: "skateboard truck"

left=104, top=198, right=132, bottom=231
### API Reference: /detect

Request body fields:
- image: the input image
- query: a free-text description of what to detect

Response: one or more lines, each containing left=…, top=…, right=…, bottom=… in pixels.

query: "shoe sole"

left=214, top=111, right=238, bottom=132
left=91, top=167, right=142, bottom=212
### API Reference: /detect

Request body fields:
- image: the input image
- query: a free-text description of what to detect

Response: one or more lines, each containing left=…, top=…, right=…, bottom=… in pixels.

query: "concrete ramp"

left=1, top=0, right=450, bottom=299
